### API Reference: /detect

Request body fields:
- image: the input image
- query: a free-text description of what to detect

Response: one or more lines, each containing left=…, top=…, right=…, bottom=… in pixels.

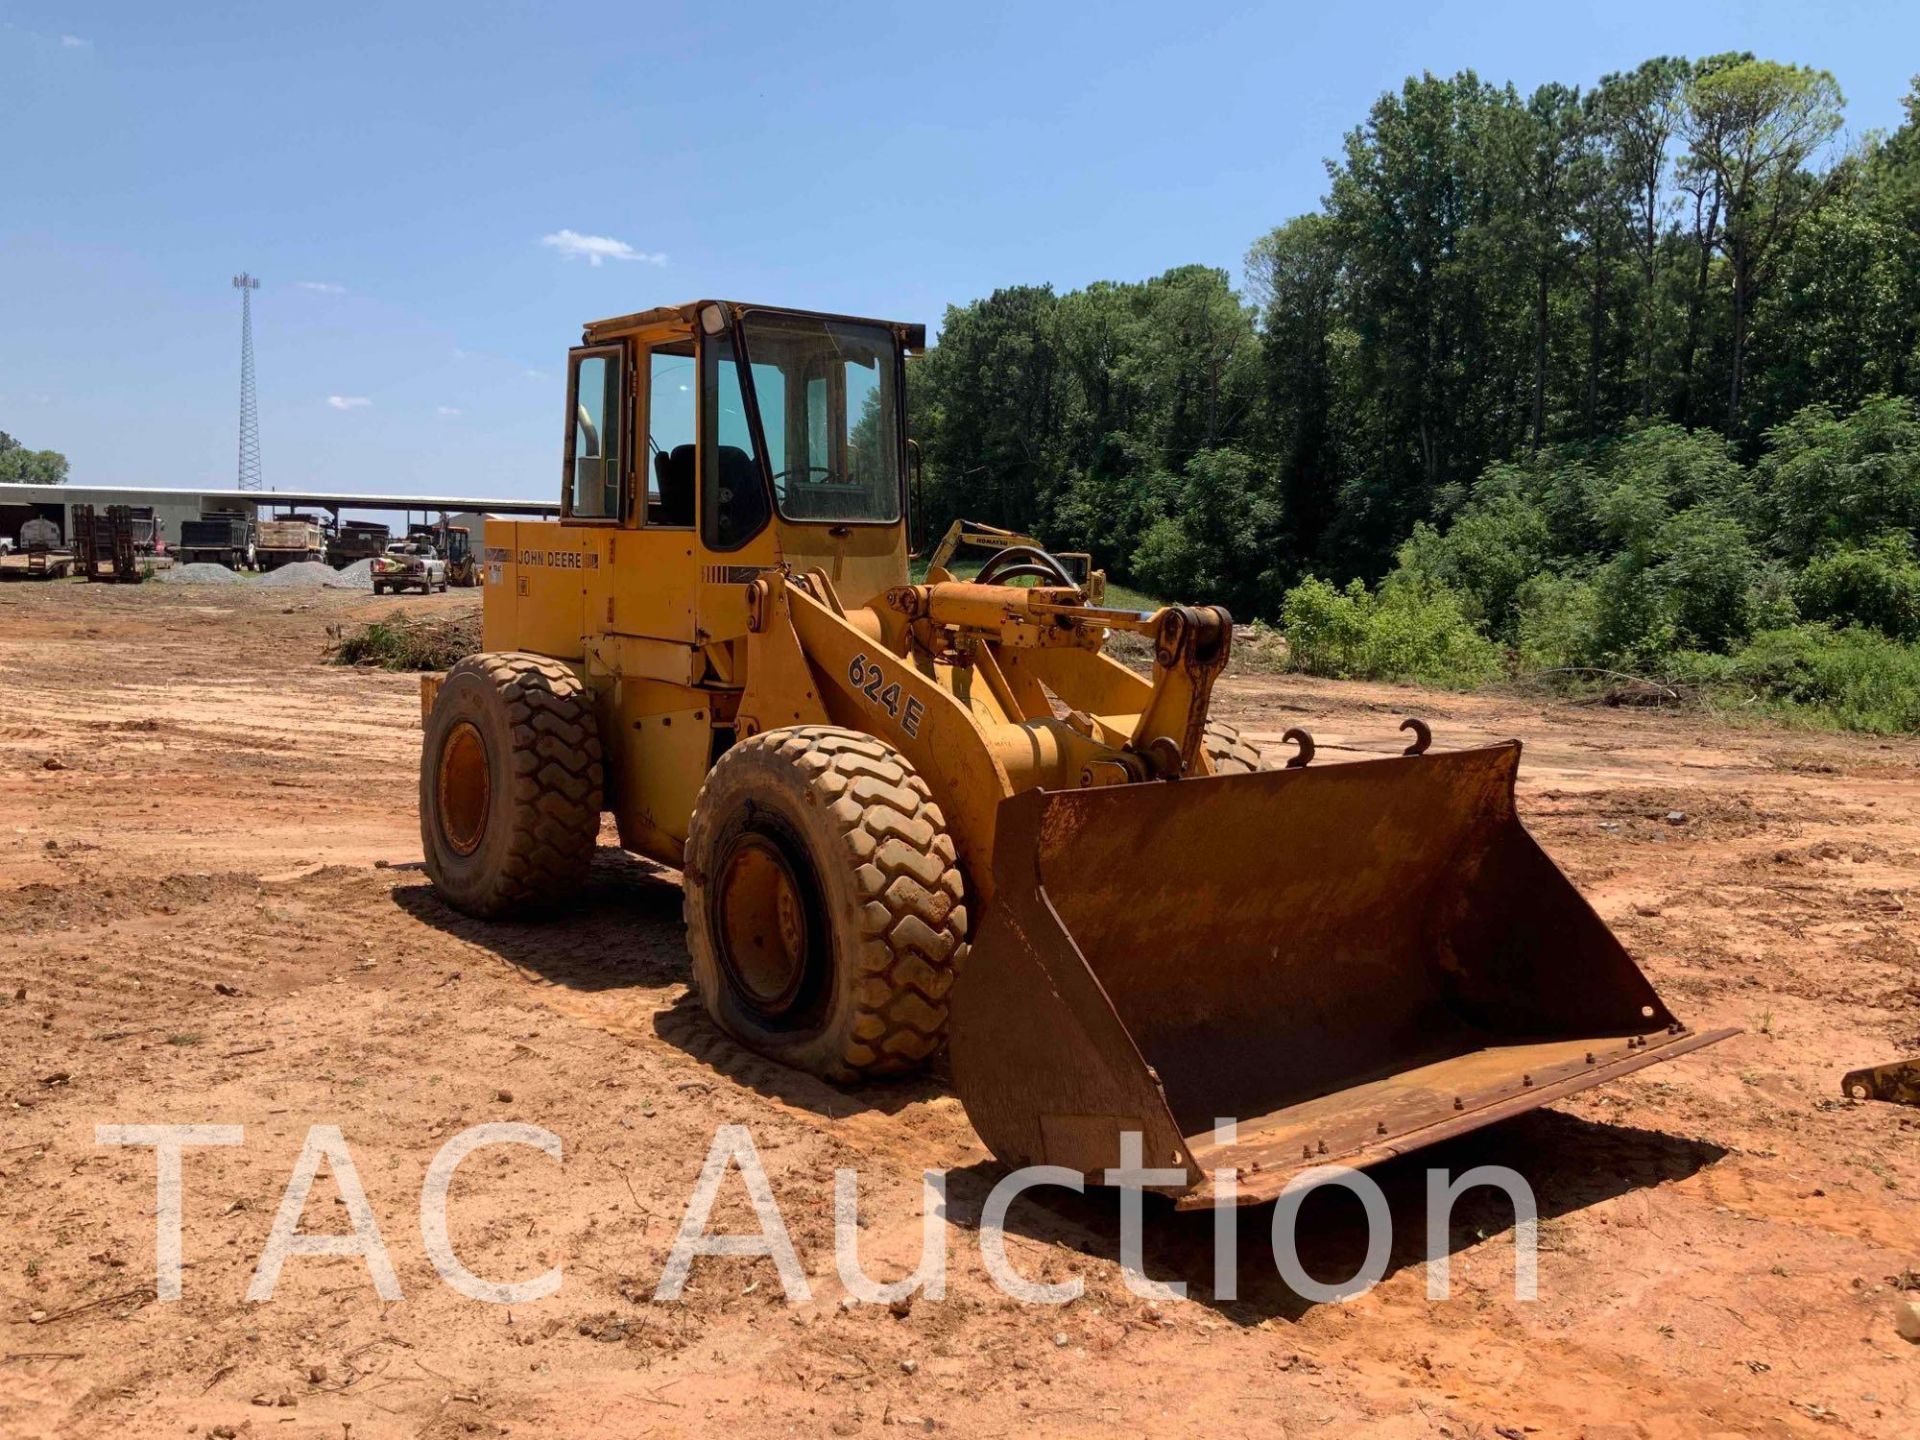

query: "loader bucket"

left=948, top=742, right=1733, bottom=1208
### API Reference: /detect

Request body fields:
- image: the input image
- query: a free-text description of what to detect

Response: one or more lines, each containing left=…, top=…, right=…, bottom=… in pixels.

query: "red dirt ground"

left=1, top=581, right=1916, bottom=1438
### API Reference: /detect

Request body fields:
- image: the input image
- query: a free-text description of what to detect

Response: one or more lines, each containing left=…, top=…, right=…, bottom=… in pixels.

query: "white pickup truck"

left=372, top=540, right=448, bottom=595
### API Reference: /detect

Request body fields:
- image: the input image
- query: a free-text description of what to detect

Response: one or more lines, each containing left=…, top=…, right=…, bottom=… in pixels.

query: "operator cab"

left=560, top=300, right=925, bottom=557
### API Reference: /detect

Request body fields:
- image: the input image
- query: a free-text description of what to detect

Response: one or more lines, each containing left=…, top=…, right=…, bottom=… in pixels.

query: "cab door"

left=598, top=338, right=700, bottom=644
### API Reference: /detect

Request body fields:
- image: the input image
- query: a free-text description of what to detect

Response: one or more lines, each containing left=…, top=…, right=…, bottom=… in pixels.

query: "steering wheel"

left=975, top=544, right=1079, bottom=588
left=769, top=465, right=838, bottom=488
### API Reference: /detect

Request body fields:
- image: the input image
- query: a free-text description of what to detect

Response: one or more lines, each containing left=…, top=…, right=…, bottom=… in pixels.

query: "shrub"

left=1394, top=492, right=1550, bottom=638
left=1760, top=396, right=1920, bottom=561
left=1512, top=573, right=1601, bottom=671
left=1280, top=575, right=1501, bottom=686
left=1649, top=505, right=1763, bottom=650
left=1710, top=623, right=1920, bottom=733
left=1590, top=555, right=1678, bottom=667
left=1794, top=532, right=1920, bottom=639
left=325, top=613, right=481, bottom=671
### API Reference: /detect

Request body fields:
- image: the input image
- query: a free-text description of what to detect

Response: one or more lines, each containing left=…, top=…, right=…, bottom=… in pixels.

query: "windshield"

left=739, top=312, right=902, bottom=524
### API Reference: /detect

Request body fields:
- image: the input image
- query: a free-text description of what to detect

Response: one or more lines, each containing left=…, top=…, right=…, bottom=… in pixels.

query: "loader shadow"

left=390, top=846, right=943, bottom=1121
left=391, top=847, right=691, bottom=991
left=939, top=1108, right=1727, bottom=1326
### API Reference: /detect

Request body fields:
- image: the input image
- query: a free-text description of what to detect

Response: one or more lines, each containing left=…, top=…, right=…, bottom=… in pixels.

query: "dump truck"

left=176, top=513, right=256, bottom=570
left=416, top=299, right=1731, bottom=1206
left=330, top=521, right=391, bottom=569
left=256, top=515, right=327, bottom=570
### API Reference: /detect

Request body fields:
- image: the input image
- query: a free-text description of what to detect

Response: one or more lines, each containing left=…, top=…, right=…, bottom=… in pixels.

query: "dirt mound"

left=259, top=560, right=338, bottom=588
left=326, top=558, right=375, bottom=590
left=156, top=562, right=243, bottom=585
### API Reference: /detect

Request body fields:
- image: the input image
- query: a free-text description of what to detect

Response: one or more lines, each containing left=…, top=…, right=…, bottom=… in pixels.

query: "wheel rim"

left=716, top=834, right=812, bottom=1017
left=436, top=721, right=490, bottom=856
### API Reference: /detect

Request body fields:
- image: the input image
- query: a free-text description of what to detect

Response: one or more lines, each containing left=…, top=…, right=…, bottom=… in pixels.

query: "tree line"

left=910, top=57, right=1920, bottom=636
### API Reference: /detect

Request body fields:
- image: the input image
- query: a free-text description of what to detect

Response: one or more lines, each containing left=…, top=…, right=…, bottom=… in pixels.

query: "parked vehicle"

left=175, top=513, right=257, bottom=570
left=256, top=515, right=328, bottom=570
left=407, top=522, right=477, bottom=586
left=330, top=521, right=391, bottom=569
left=372, top=540, right=448, bottom=595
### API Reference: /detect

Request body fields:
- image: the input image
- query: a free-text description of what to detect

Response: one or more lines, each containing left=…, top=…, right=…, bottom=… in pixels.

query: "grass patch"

left=326, top=612, right=481, bottom=672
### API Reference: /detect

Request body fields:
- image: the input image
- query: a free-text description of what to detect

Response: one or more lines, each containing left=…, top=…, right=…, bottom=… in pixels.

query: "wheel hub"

left=436, top=721, right=490, bottom=856
left=716, top=834, right=811, bottom=1016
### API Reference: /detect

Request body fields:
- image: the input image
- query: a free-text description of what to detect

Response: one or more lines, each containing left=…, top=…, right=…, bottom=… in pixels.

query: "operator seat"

left=654, top=445, right=696, bottom=527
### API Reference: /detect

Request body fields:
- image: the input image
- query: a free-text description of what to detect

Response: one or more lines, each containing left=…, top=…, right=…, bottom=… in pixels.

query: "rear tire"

left=1203, top=720, right=1268, bottom=775
left=420, top=652, right=603, bottom=918
left=683, top=726, right=968, bottom=1081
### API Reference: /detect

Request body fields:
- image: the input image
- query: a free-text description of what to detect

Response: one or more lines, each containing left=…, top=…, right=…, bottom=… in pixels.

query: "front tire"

left=420, top=653, right=603, bottom=918
left=683, top=726, right=968, bottom=1081
left=1203, top=720, right=1268, bottom=774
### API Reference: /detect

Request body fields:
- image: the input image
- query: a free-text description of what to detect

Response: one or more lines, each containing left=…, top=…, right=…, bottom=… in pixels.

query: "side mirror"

left=906, top=439, right=926, bottom=557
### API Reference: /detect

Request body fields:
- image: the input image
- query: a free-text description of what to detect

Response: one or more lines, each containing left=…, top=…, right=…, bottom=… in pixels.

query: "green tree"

left=1682, top=59, right=1845, bottom=428
left=0, top=430, right=70, bottom=485
left=1594, top=58, right=1690, bottom=419
left=1247, top=213, right=1347, bottom=567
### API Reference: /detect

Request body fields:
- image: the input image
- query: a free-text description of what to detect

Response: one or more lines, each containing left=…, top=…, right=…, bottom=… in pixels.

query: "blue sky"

left=3, top=1, right=1915, bottom=503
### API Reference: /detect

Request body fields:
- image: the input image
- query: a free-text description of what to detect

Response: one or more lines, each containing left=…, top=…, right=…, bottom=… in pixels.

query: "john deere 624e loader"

left=419, top=299, right=1729, bottom=1207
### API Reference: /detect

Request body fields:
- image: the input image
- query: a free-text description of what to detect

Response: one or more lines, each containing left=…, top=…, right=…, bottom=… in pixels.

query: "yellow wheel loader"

left=419, top=299, right=1731, bottom=1207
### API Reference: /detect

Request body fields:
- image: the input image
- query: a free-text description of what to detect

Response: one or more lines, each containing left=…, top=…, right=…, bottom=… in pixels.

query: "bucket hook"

left=1282, top=727, right=1315, bottom=768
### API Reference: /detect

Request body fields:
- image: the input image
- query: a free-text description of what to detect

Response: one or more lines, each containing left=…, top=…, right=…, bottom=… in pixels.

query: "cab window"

left=565, top=346, right=625, bottom=521
left=701, top=332, right=772, bottom=550
left=739, top=312, right=901, bottom=524
left=645, top=342, right=697, bottom=527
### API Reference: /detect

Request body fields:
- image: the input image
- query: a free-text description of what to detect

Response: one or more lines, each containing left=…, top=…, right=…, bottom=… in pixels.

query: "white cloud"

left=296, top=280, right=346, bottom=294
left=60, top=34, right=89, bottom=48
left=539, top=229, right=666, bottom=267
left=326, top=395, right=371, bottom=411
left=436, top=406, right=462, bottom=417
left=523, top=368, right=548, bottom=380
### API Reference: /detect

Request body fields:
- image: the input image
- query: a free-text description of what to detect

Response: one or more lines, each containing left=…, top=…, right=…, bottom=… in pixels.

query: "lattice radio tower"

left=233, top=273, right=262, bottom=490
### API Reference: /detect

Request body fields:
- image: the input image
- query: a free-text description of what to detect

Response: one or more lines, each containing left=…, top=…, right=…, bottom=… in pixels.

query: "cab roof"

left=581, top=299, right=926, bottom=353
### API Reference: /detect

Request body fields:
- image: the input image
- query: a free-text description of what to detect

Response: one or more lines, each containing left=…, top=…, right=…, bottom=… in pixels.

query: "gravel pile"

left=325, top=559, right=375, bottom=590
left=258, top=561, right=340, bottom=588
left=157, top=562, right=243, bottom=585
